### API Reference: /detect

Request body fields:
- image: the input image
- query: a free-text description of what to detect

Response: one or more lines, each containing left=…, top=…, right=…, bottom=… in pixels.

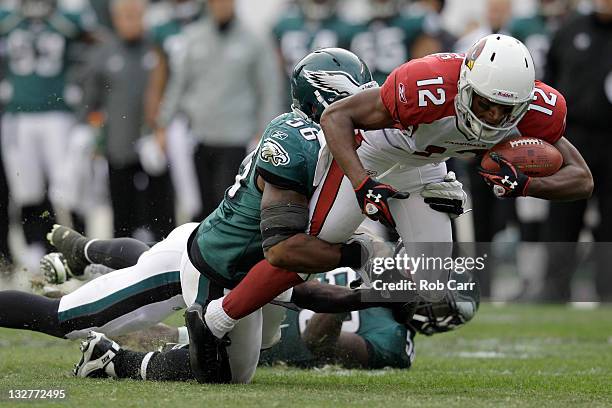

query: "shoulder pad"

left=380, top=54, right=461, bottom=128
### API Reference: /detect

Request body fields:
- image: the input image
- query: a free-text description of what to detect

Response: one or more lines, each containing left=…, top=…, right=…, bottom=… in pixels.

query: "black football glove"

left=354, top=176, right=410, bottom=228
left=390, top=301, right=419, bottom=326
left=478, top=153, right=531, bottom=198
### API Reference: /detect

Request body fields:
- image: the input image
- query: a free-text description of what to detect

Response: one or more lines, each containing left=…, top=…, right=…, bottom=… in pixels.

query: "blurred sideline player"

left=197, top=35, right=593, bottom=373
left=349, top=0, right=437, bottom=85
left=0, top=0, right=98, bottom=269
left=145, top=0, right=203, bottom=221
left=273, top=0, right=355, bottom=86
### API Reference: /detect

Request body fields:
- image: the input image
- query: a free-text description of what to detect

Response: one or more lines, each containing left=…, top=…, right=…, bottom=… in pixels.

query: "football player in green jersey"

left=0, top=0, right=97, bottom=270
left=260, top=266, right=478, bottom=369
left=273, top=0, right=357, bottom=78
left=349, top=0, right=434, bottom=85
left=145, top=0, right=204, bottom=221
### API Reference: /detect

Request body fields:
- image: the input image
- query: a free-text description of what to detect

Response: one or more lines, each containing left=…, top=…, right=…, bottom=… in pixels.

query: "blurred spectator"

left=406, top=0, right=457, bottom=54
left=88, top=0, right=113, bottom=27
left=453, top=0, right=512, bottom=52
left=157, top=0, right=282, bottom=221
left=0, top=124, right=11, bottom=272
left=349, top=0, right=436, bottom=85
left=145, top=0, right=203, bottom=222
left=273, top=0, right=355, bottom=81
left=0, top=46, right=11, bottom=272
left=508, top=0, right=572, bottom=79
left=0, top=0, right=97, bottom=270
left=80, top=0, right=175, bottom=240
left=452, top=0, right=515, bottom=297
left=507, top=0, right=572, bottom=299
left=538, top=0, right=612, bottom=302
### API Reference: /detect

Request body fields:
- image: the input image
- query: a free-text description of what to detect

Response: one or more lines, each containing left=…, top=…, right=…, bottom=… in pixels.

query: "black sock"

left=113, top=349, right=149, bottom=379
left=146, top=348, right=192, bottom=381
left=113, top=348, right=192, bottom=381
left=0, top=291, right=65, bottom=338
left=86, top=238, right=151, bottom=270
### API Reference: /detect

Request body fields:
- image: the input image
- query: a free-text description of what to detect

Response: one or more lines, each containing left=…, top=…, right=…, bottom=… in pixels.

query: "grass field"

left=1, top=304, right=611, bottom=407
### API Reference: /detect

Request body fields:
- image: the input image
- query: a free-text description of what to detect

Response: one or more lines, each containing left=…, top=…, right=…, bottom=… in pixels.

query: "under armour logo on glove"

left=366, top=190, right=382, bottom=203
left=501, top=176, right=518, bottom=189
left=478, top=153, right=530, bottom=198
left=354, top=176, right=410, bottom=228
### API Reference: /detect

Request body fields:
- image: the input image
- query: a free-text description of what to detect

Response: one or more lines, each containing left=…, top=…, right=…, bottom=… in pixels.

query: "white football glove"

left=346, top=224, right=393, bottom=297
left=421, top=171, right=468, bottom=218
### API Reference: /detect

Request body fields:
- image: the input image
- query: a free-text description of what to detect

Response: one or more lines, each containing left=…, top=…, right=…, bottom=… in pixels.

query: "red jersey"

left=361, top=53, right=567, bottom=168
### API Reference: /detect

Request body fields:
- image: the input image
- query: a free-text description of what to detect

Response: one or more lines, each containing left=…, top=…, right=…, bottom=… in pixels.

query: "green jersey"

left=192, top=112, right=322, bottom=285
left=273, top=8, right=357, bottom=77
left=349, top=15, right=426, bottom=85
left=150, top=12, right=202, bottom=69
left=259, top=268, right=416, bottom=369
left=0, top=8, right=95, bottom=112
left=508, top=16, right=550, bottom=79
left=151, top=19, right=182, bottom=55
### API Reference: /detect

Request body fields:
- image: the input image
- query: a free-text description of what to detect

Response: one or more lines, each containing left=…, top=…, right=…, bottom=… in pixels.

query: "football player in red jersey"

left=321, top=34, right=593, bottom=218
left=198, top=35, right=593, bottom=359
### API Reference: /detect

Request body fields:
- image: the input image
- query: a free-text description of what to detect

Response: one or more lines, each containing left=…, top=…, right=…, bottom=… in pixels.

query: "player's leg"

left=181, top=254, right=262, bottom=383
left=42, top=112, right=75, bottom=214
left=165, top=116, right=201, bottom=220
left=387, top=164, right=453, bottom=302
left=0, top=119, right=12, bottom=269
left=593, top=159, right=612, bottom=301
left=1, top=113, right=52, bottom=268
left=540, top=199, right=586, bottom=301
left=75, top=331, right=194, bottom=381
left=56, top=224, right=196, bottom=338
left=261, top=303, right=288, bottom=350
left=47, top=224, right=151, bottom=275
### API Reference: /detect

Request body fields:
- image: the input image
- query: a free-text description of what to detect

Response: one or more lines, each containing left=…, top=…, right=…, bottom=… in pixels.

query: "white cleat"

left=40, top=252, right=73, bottom=284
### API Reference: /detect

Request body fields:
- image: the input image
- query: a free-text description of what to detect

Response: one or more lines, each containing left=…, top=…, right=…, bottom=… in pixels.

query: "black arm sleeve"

left=291, top=281, right=383, bottom=313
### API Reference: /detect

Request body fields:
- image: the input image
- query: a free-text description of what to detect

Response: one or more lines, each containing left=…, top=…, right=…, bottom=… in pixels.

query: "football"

left=480, top=137, right=563, bottom=177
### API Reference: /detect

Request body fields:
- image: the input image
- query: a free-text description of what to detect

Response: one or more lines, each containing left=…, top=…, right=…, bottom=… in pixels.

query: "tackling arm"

left=291, top=280, right=383, bottom=312
left=526, top=137, right=593, bottom=200
left=319, top=88, right=396, bottom=188
left=302, top=313, right=369, bottom=368
left=261, top=182, right=355, bottom=273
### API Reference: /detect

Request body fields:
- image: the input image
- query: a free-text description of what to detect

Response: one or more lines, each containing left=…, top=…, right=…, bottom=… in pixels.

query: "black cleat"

left=184, top=303, right=231, bottom=384
left=46, top=224, right=90, bottom=275
left=74, top=331, right=121, bottom=378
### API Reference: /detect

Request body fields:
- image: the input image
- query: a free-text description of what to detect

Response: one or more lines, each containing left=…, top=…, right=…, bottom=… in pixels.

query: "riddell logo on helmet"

left=493, top=89, right=518, bottom=99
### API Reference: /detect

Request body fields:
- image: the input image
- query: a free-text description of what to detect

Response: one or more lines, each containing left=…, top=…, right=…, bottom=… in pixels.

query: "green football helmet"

left=290, top=48, right=377, bottom=123
left=408, top=268, right=480, bottom=336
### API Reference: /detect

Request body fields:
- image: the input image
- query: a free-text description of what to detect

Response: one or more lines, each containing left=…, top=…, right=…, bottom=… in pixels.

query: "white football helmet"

left=455, top=34, right=535, bottom=142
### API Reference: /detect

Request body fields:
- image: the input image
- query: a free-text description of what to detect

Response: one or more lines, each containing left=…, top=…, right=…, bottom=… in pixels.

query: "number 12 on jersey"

left=417, top=77, right=445, bottom=107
